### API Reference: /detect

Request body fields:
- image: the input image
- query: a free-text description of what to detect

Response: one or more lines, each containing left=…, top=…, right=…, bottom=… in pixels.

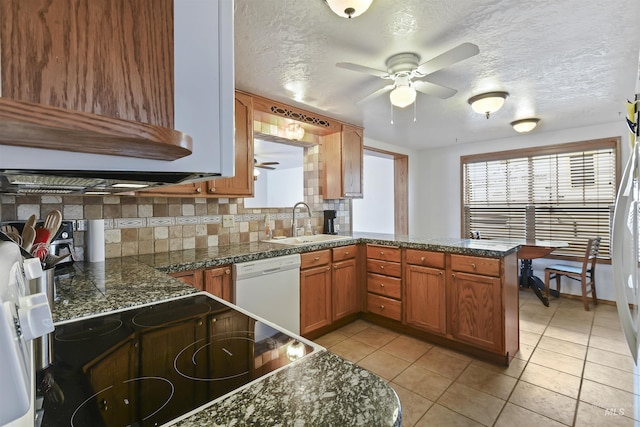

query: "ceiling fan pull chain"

left=390, top=103, right=394, bottom=125
left=413, top=97, right=417, bottom=122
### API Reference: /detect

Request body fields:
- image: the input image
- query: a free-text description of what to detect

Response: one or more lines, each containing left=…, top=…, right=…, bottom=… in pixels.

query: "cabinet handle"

left=379, top=305, right=385, bottom=310
left=333, top=265, right=338, bottom=270
left=471, top=263, right=476, bottom=270
left=314, top=257, right=320, bottom=261
left=379, top=265, right=384, bottom=270
left=208, top=187, right=216, bottom=193
left=380, top=251, right=384, bottom=256
left=195, top=187, right=202, bottom=193
left=452, top=273, right=456, bottom=278
left=421, top=256, right=425, bottom=262
left=439, top=271, right=443, bottom=276
left=379, top=283, right=384, bottom=287
left=225, top=269, right=230, bottom=275
left=345, top=251, right=350, bottom=255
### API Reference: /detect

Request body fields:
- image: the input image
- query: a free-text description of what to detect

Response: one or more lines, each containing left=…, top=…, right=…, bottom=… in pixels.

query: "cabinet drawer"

left=367, top=293, right=401, bottom=321
left=332, top=244, right=357, bottom=262
left=301, top=250, right=331, bottom=269
left=450, top=254, right=501, bottom=277
left=367, top=273, right=401, bottom=299
left=405, top=249, right=445, bottom=268
left=366, top=244, right=401, bottom=262
left=367, top=259, right=401, bottom=278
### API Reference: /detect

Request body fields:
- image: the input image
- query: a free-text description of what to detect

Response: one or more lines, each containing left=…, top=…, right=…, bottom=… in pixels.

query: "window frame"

left=460, top=137, right=621, bottom=262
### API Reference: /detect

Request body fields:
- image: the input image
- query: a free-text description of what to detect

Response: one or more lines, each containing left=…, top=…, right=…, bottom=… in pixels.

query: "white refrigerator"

left=612, top=97, right=640, bottom=363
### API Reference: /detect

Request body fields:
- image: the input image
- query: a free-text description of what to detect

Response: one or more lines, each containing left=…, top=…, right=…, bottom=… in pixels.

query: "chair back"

left=582, top=237, right=601, bottom=276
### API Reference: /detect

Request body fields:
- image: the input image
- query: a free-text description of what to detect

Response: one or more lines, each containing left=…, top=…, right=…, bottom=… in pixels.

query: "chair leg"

left=581, top=278, right=590, bottom=311
left=544, top=270, right=551, bottom=298
left=555, top=274, right=562, bottom=297
left=590, top=276, right=598, bottom=307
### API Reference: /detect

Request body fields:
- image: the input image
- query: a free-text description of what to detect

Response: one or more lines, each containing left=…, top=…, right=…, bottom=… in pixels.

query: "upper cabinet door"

left=205, top=92, right=254, bottom=197
left=322, top=124, right=364, bottom=199
left=1, top=0, right=174, bottom=127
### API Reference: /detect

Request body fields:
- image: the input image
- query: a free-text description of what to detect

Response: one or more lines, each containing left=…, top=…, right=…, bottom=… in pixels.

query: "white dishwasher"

left=234, top=254, right=301, bottom=334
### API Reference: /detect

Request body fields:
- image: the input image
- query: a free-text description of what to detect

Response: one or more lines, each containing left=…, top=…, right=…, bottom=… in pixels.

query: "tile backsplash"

left=0, top=142, right=352, bottom=259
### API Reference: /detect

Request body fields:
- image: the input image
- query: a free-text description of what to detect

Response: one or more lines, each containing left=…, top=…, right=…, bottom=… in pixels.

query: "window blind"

left=462, top=139, right=618, bottom=258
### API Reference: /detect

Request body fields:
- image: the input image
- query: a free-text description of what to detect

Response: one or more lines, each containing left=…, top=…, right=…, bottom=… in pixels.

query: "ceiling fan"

left=254, top=158, right=280, bottom=170
left=336, top=42, right=480, bottom=108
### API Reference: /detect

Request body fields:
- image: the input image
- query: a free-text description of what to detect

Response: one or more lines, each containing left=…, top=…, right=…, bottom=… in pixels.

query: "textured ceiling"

left=235, top=0, right=640, bottom=150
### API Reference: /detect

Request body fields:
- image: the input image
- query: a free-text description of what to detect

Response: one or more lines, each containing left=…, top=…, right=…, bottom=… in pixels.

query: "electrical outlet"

left=75, top=219, right=88, bottom=231
left=222, top=215, right=235, bottom=228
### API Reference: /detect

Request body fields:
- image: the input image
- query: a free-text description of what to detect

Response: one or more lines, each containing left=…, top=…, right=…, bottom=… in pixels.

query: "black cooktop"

left=41, top=294, right=313, bottom=427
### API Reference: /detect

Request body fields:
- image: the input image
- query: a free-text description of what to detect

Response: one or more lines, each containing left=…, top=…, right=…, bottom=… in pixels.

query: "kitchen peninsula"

left=50, top=233, right=520, bottom=426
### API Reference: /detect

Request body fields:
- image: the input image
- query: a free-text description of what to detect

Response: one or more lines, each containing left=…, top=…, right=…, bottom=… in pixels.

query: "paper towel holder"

left=86, top=219, right=105, bottom=262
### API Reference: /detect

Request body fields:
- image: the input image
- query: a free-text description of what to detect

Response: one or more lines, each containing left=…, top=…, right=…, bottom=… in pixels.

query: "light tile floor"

left=315, top=290, right=639, bottom=426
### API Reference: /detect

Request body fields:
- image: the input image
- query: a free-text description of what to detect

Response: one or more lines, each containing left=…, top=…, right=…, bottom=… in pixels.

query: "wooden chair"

left=544, top=237, right=601, bottom=310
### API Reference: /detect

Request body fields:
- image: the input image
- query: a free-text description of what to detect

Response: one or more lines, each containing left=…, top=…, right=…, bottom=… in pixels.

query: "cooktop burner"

left=41, top=294, right=315, bottom=427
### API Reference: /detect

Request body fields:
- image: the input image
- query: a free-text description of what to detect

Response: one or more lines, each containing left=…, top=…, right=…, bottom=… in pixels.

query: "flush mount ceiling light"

left=389, top=76, right=417, bottom=108
left=511, top=118, right=540, bottom=133
left=285, top=123, right=305, bottom=140
left=468, top=91, right=509, bottom=119
left=324, top=0, right=373, bottom=18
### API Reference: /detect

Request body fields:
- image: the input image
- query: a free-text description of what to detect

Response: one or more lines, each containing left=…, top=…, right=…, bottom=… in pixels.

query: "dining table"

left=513, top=239, right=569, bottom=306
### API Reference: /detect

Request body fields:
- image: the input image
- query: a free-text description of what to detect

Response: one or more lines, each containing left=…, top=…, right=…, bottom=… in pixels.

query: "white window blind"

left=462, top=139, right=618, bottom=258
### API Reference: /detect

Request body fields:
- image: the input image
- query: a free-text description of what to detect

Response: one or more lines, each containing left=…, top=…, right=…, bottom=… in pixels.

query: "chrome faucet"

left=291, top=201, right=312, bottom=236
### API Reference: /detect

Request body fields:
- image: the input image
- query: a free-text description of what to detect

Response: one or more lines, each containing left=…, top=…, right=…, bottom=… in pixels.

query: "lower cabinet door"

left=367, top=293, right=401, bottom=321
left=203, top=266, right=233, bottom=302
left=404, top=264, right=446, bottom=335
left=332, top=259, right=358, bottom=321
left=300, top=265, right=332, bottom=335
left=449, top=271, right=502, bottom=352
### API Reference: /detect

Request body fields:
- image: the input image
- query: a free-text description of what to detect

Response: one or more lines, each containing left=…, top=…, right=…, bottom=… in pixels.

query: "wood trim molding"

left=0, top=97, right=192, bottom=160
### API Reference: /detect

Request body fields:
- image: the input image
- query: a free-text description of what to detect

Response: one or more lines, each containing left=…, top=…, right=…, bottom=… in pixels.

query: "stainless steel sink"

left=263, top=234, right=352, bottom=246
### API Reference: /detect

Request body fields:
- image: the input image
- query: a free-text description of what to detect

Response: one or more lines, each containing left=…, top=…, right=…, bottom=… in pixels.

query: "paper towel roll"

left=87, top=219, right=105, bottom=262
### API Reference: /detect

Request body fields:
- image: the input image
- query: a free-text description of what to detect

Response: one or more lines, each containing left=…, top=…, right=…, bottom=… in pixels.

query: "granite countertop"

left=49, top=233, right=519, bottom=427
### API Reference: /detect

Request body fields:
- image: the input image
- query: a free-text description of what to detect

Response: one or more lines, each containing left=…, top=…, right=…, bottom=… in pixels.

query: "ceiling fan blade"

left=413, top=80, right=457, bottom=99
left=336, top=62, right=390, bottom=78
left=257, top=161, right=279, bottom=165
left=415, top=42, right=480, bottom=75
left=256, top=165, right=276, bottom=170
left=356, top=84, right=395, bottom=105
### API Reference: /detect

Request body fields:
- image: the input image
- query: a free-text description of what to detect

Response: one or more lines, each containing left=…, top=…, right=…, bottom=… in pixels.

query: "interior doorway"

left=353, top=148, right=408, bottom=234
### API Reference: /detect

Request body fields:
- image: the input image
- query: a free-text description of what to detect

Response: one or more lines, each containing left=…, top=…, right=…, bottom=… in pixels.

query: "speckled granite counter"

left=132, top=232, right=520, bottom=274
left=174, top=351, right=401, bottom=427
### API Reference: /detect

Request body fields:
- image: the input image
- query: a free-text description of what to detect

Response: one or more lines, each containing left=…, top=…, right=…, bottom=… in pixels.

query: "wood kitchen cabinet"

left=300, top=250, right=332, bottom=335
left=322, top=124, right=364, bottom=199
left=331, top=245, right=359, bottom=321
left=140, top=91, right=254, bottom=197
left=447, top=253, right=519, bottom=362
left=366, top=244, right=402, bottom=321
left=170, top=265, right=233, bottom=303
left=404, top=249, right=446, bottom=336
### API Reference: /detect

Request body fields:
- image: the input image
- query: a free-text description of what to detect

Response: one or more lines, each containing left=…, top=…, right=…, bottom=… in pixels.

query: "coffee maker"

left=323, top=210, right=337, bottom=235
left=49, top=221, right=76, bottom=268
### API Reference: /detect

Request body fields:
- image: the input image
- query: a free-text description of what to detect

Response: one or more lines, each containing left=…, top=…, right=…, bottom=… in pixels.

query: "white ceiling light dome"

left=511, top=118, right=540, bottom=133
left=389, top=85, right=416, bottom=108
left=325, top=0, right=373, bottom=18
left=468, top=91, right=509, bottom=119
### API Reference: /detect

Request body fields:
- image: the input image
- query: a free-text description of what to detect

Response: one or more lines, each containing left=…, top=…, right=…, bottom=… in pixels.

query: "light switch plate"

left=222, top=215, right=235, bottom=227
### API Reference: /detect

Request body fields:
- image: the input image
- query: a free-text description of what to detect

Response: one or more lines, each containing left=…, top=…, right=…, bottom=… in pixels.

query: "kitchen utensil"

left=1, top=225, right=22, bottom=246
left=43, top=210, right=62, bottom=245
left=21, top=226, right=36, bottom=252
left=21, top=214, right=37, bottom=251
left=33, top=228, right=50, bottom=246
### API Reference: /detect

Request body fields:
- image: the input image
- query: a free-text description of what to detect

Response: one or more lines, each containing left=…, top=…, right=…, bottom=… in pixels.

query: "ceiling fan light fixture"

left=511, top=118, right=540, bottom=133
left=324, top=0, right=373, bottom=18
left=285, top=123, right=305, bottom=140
left=468, top=91, right=509, bottom=119
left=389, top=85, right=416, bottom=108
